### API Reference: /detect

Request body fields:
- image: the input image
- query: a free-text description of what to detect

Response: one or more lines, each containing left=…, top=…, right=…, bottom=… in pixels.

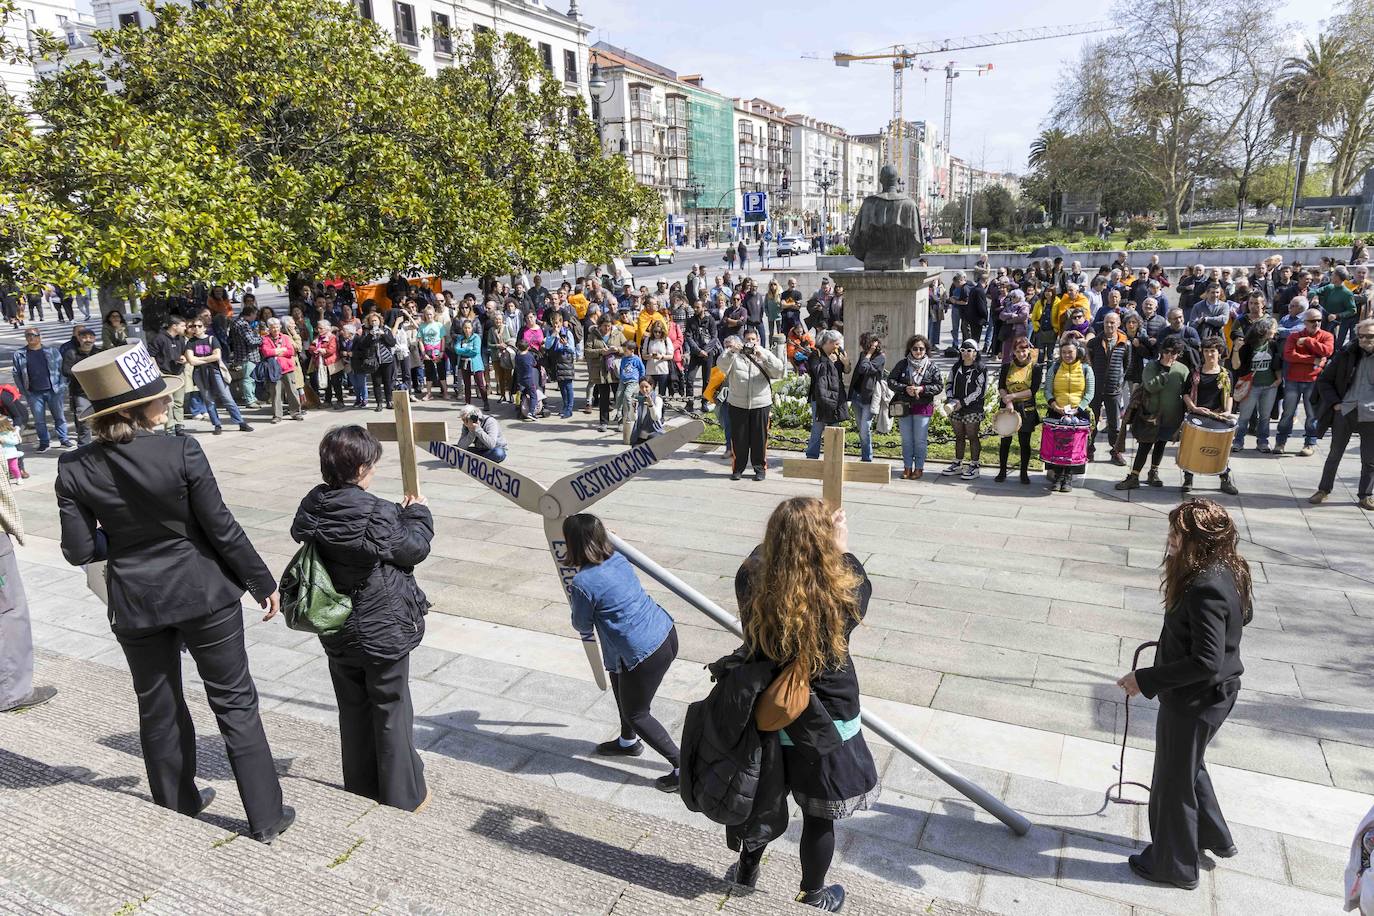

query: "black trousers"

left=608, top=627, right=680, bottom=768
left=116, top=603, right=283, bottom=835
left=1318, top=412, right=1373, bottom=498
left=998, top=425, right=1035, bottom=472
left=730, top=404, right=771, bottom=473
left=371, top=366, right=395, bottom=408
left=593, top=381, right=613, bottom=424
left=328, top=653, right=426, bottom=810
left=1089, top=392, right=1121, bottom=455
left=686, top=354, right=712, bottom=402
left=1139, top=698, right=1235, bottom=885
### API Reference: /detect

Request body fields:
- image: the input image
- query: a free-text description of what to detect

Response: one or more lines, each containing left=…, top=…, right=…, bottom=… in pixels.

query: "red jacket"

left=308, top=332, right=339, bottom=368
left=260, top=332, right=297, bottom=374
left=1281, top=328, right=1334, bottom=383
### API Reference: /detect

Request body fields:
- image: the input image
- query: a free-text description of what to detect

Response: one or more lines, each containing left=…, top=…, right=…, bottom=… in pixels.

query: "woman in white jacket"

left=717, top=328, right=783, bottom=481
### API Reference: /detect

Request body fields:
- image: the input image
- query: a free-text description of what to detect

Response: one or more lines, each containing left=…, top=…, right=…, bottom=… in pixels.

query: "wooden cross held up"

left=367, top=391, right=450, bottom=498
left=371, top=387, right=705, bottom=691
left=781, top=425, right=891, bottom=507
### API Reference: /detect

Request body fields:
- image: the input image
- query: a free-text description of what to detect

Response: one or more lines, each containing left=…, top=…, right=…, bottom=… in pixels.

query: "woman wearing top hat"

left=53, top=342, right=295, bottom=843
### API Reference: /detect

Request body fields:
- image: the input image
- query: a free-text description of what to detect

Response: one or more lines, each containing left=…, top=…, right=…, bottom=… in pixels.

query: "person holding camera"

left=888, top=335, right=943, bottom=479
left=718, top=329, right=783, bottom=481
left=804, top=330, right=849, bottom=460
left=456, top=404, right=507, bottom=463
left=630, top=378, right=665, bottom=445
left=358, top=312, right=397, bottom=412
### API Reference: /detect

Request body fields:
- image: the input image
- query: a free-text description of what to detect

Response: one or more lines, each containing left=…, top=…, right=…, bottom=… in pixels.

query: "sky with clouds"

left=577, top=0, right=1334, bottom=174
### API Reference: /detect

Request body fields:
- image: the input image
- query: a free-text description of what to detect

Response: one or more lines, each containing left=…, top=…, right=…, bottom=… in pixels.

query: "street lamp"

left=685, top=175, right=704, bottom=248
left=813, top=167, right=838, bottom=254
left=587, top=62, right=626, bottom=154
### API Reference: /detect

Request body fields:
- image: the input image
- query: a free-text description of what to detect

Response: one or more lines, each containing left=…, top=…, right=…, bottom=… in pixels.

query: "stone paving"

left=6, top=314, right=1372, bottom=914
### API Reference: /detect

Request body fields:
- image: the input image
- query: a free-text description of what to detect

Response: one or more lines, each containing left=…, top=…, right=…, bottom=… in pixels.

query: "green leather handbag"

left=280, top=541, right=352, bottom=636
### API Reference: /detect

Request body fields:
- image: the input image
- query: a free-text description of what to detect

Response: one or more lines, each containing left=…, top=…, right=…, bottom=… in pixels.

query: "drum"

left=1177, top=415, right=1235, bottom=475
left=1040, top=417, right=1090, bottom=467
left=992, top=408, right=1022, bottom=438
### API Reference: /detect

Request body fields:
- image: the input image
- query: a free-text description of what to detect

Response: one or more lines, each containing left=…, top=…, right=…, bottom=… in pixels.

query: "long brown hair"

left=742, top=497, right=862, bottom=676
left=1162, top=499, right=1253, bottom=624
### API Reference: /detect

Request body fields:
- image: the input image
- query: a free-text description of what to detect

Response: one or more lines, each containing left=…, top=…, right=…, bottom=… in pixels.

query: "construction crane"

left=830, top=22, right=1119, bottom=195
left=919, top=61, right=992, bottom=168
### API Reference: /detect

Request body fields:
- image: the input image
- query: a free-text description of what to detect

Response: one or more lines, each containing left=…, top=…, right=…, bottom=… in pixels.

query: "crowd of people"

left=7, top=245, right=1372, bottom=508
left=907, top=250, right=1374, bottom=505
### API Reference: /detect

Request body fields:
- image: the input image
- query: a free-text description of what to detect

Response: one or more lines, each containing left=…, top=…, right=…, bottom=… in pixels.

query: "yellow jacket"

left=568, top=292, right=590, bottom=320
left=1052, top=292, right=1089, bottom=335
left=635, top=309, right=667, bottom=344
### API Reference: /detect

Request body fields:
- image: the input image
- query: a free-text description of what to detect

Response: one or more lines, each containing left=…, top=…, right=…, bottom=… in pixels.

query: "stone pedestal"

left=834, top=267, right=940, bottom=375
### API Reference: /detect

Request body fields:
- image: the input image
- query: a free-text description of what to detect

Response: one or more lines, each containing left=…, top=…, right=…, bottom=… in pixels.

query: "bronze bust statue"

left=849, top=165, right=923, bottom=270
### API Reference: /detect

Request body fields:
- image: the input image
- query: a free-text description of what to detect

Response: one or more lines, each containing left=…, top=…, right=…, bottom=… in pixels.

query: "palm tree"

left=1270, top=35, right=1350, bottom=201
left=1028, top=128, right=1070, bottom=223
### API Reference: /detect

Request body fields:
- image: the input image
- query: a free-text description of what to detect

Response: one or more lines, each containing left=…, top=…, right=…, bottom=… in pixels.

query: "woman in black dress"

left=1116, top=497, right=1250, bottom=890
left=731, top=497, right=879, bottom=912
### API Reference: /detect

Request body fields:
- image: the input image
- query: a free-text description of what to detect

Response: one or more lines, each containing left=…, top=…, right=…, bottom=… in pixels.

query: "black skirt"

left=782, top=730, right=881, bottom=820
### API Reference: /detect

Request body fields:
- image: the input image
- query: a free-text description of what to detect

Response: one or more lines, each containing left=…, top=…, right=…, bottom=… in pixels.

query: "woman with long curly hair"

left=1116, top=498, right=1251, bottom=890
left=731, top=497, right=878, bottom=912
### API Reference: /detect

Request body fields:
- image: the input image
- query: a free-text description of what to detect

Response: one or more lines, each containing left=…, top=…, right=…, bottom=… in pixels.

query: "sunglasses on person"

left=1359, top=333, right=1374, bottom=341
left=1304, top=318, right=1321, bottom=324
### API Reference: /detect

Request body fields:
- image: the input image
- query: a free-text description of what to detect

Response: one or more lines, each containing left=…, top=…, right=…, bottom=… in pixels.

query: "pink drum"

left=1040, top=418, right=1090, bottom=467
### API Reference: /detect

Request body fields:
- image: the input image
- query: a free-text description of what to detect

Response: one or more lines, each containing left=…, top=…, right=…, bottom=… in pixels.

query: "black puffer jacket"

left=806, top=351, right=850, bottom=423
left=679, top=646, right=840, bottom=852
left=290, top=484, right=434, bottom=661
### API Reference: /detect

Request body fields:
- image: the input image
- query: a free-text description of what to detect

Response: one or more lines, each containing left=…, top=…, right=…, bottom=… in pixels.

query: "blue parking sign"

left=742, top=192, right=767, bottom=223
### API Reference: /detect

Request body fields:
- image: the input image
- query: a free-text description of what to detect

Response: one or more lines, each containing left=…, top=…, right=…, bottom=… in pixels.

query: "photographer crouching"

left=456, top=404, right=507, bottom=464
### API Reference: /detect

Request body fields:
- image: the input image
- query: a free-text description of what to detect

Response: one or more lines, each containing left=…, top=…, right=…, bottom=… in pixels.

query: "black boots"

left=1220, top=472, right=1238, bottom=495
left=726, top=849, right=763, bottom=889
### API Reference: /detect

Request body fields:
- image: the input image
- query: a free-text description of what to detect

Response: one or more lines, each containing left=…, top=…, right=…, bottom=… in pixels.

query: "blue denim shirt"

left=569, top=551, right=673, bottom=673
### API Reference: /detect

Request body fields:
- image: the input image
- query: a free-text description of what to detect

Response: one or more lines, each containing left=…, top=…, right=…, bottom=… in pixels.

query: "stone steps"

left=0, top=650, right=990, bottom=916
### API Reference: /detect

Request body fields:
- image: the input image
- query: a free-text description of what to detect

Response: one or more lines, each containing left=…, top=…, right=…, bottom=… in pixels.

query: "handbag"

left=1232, top=374, right=1253, bottom=404
left=755, top=658, right=810, bottom=731
left=279, top=540, right=352, bottom=636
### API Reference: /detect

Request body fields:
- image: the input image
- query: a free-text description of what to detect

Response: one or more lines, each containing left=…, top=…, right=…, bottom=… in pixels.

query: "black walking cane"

left=1108, top=639, right=1159, bottom=806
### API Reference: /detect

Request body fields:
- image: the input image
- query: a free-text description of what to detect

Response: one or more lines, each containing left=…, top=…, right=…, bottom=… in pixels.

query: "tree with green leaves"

left=5, top=0, right=659, bottom=298
left=430, top=29, right=661, bottom=279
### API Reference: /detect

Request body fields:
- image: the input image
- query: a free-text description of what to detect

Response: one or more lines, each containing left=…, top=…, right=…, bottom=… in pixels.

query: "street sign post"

left=743, top=191, right=768, bottom=224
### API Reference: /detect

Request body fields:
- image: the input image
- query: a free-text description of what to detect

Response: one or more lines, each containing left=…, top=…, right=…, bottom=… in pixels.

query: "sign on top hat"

left=72, top=342, right=184, bottom=421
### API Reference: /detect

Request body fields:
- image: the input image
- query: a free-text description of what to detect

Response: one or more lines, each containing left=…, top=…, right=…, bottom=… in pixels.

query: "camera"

left=743, top=342, right=755, bottom=352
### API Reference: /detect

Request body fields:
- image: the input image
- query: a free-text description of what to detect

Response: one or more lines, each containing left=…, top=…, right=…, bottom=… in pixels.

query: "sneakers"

left=1297, top=445, right=1315, bottom=457
left=239, top=423, right=254, bottom=432
left=1361, top=496, right=1374, bottom=511
left=1272, top=443, right=1286, bottom=455
left=941, top=461, right=964, bottom=477
left=36, top=444, right=50, bottom=454
left=653, top=772, right=680, bottom=794
left=754, top=467, right=766, bottom=481
left=1115, top=474, right=1140, bottom=491
left=960, top=461, right=980, bottom=480
left=797, top=885, right=846, bottom=912
left=595, top=738, right=644, bottom=757
left=1308, top=490, right=1329, bottom=505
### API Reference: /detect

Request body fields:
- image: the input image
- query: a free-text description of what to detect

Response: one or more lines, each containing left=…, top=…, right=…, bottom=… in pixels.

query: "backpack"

left=279, top=541, right=352, bottom=636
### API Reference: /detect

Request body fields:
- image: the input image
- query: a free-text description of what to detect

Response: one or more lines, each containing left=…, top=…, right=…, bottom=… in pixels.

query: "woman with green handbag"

left=290, top=425, right=435, bottom=812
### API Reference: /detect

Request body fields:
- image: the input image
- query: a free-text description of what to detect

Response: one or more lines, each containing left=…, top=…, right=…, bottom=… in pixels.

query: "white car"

left=629, top=246, right=675, bottom=266
left=776, top=236, right=809, bottom=256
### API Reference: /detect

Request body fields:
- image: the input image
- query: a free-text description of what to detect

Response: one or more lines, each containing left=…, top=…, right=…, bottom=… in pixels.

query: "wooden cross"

left=781, top=425, right=891, bottom=507
left=366, top=390, right=450, bottom=498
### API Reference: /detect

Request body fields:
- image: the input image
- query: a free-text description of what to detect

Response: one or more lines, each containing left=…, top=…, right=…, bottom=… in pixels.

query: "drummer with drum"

left=1179, top=338, right=1239, bottom=495
left=1041, top=337, right=1096, bottom=493
left=1116, top=340, right=1191, bottom=490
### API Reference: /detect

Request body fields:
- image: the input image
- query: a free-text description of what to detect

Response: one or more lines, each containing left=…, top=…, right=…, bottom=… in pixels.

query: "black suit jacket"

left=55, top=431, right=275, bottom=632
left=1135, top=565, right=1245, bottom=724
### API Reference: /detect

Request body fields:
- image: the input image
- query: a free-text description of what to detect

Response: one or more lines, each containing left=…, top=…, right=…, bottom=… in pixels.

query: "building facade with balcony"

left=787, top=114, right=846, bottom=237
left=589, top=42, right=734, bottom=246
left=1, top=0, right=90, bottom=103
left=852, top=119, right=949, bottom=232
left=733, top=97, right=794, bottom=234
left=87, top=0, right=590, bottom=105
